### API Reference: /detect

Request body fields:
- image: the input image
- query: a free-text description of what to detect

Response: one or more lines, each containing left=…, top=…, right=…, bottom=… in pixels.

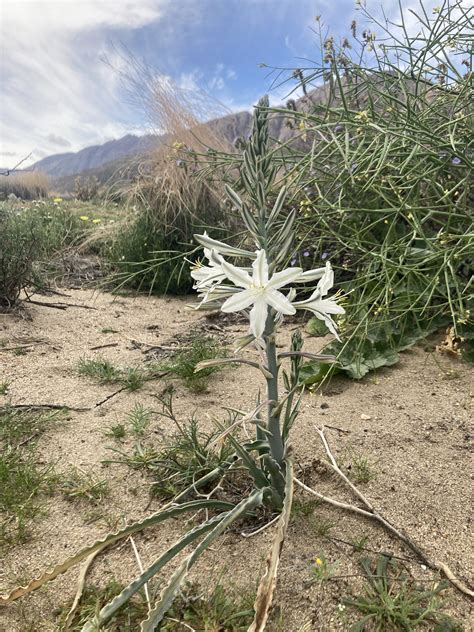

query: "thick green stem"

left=264, top=312, right=285, bottom=466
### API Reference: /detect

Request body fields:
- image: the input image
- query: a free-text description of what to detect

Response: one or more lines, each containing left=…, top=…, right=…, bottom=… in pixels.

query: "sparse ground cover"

left=0, top=289, right=472, bottom=630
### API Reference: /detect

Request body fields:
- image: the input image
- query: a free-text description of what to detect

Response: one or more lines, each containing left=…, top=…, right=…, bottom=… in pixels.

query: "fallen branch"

left=89, top=343, right=119, bottom=351
left=4, top=403, right=89, bottom=412
left=25, top=299, right=98, bottom=310
left=295, top=425, right=474, bottom=600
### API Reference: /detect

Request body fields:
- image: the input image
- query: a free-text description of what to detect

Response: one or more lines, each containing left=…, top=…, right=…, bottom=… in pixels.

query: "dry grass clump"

left=101, top=57, right=241, bottom=294
left=0, top=171, right=49, bottom=200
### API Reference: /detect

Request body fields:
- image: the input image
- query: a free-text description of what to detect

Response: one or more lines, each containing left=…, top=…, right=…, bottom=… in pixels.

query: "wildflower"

left=191, top=248, right=226, bottom=289
left=321, top=251, right=329, bottom=260
left=53, top=197, right=63, bottom=203
left=79, top=215, right=89, bottom=221
left=292, top=263, right=345, bottom=340
left=303, top=250, right=310, bottom=257
left=315, top=557, right=323, bottom=566
left=220, top=250, right=302, bottom=339
left=354, top=110, right=370, bottom=123
left=451, top=156, right=461, bottom=165
left=92, top=218, right=101, bottom=224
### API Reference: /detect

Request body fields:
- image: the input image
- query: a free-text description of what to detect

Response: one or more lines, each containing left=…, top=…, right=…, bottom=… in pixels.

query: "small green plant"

left=291, top=497, right=321, bottom=518
left=60, top=467, right=109, bottom=504
left=0, top=381, right=9, bottom=395
left=346, top=449, right=377, bottom=484
left=0, top=406, right=62, bottom=546
left=159, top=334, right=227, bottom=391
left=309, top=517, right=335, bottom=538
left=77, top=357, right=121, bottom=383
left=77, top=357, right=149, bottom=391
left=105, top=423, right=127, bottom=440
left=350, top=535, right=370, bottom=553
left=161, top=581, right=255, bottom=631
left=121, top=367, right=146, bottom=392
left=58, top=579, right=254, bottom=631
left=126, top=403, right=152, bottom=436
left=0, top=447, right=56, bottom=546
left=311, top=555, right=338, bottom=584
left=344, top=555, right=462, bottom=631
left=101, top=327, right=119, bottom=334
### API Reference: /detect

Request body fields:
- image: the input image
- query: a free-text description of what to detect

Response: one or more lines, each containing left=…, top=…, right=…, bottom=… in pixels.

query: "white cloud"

left=0, top=0, right=165, bottom=166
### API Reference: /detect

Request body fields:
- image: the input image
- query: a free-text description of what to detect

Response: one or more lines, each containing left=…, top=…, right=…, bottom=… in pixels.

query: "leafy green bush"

left=198, top=1, right=473, bottom=377
left=281, top=2, right=473, bottom=376
left=104, top=149, right=233, bottom=295
left=0, top=200, right=83, bottom=308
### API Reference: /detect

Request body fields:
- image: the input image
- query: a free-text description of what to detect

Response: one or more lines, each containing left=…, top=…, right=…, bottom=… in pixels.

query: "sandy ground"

left=0, top=289, right=473, bottom=631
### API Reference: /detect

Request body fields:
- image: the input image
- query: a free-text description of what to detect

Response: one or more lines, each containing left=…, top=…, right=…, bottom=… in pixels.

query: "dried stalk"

left=295, top=426, right=474, bottom=600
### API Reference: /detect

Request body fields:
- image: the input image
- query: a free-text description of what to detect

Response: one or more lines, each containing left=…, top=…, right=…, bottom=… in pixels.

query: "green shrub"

left=104, top=151, right=233, bottom=295
left=0, top=200, right=84, bottom=308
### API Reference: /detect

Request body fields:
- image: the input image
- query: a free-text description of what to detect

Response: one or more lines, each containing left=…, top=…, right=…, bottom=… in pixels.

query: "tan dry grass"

left=0, top=171, right=50, bottom=200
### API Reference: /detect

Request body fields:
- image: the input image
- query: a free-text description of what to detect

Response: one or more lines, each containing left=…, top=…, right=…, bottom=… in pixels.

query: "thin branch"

left=0, top=153, right=32, bottom=176
left=294, top=426, right=474, bottom=600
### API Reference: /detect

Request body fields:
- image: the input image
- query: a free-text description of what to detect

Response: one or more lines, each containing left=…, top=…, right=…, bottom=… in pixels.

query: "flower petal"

left=310, top=311, right=340, bottom=340
left=295, top=267, right=326, bottom=282
left=252, top=250, right=269, bottom=286
left=195, top=233, right=254, bottom=258
left=221, top=288, right=256, bottom=312
left=249, top=297, right=268, bottom=339
left=220, top=260, right=253, bottom=289
left=267, top=266, right=303, bottom=290
left=317, top=262, right=334, bottom=297
left=266, top=289, right=296, bottom=315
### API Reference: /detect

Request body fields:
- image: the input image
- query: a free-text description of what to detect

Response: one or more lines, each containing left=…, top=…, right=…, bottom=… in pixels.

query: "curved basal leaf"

left=81, top=512, right=227, bottom=631
left=0, top=499, right=233, bottom=604
left=140, top=488, right=266, bottom=631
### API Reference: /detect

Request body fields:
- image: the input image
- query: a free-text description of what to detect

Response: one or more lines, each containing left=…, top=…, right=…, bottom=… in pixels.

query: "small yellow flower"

left=92, top=218, right=101, bottom=224
left=315, top=557, right=323, bottom=566
left=79, top=215, right=89, bottom=221
left=53, top=197, right=63, bottom=203
left=354, top=110, right=370, bottom=123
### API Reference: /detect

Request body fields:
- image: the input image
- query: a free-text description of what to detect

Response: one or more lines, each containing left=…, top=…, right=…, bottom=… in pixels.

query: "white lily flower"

left=292, top=262, right=345, bottom=340
left=191, top=248, right=226, bottom=289
left=220, top=249, right=303, bottom=339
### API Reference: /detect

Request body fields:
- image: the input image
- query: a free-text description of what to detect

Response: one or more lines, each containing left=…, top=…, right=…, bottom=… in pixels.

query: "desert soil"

left=0, top=289, right=473, bottom=631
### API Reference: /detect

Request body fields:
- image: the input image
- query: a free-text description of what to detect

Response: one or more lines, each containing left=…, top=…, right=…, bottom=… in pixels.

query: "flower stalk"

left=191, top=96, right=345, bottom=509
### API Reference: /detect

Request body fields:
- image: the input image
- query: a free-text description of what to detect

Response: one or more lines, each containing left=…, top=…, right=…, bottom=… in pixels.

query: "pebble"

left=360, top=413, right=372, bottom=420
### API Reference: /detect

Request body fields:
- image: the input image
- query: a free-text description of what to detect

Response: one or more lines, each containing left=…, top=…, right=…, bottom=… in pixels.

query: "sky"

left=0, top=0, right=441, bottom=168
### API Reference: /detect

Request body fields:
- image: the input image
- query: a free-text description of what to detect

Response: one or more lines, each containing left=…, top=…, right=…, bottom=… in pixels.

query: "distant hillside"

left=28, top=85, right=333, bottom=193
left=30, top=134, right=158, bottom=179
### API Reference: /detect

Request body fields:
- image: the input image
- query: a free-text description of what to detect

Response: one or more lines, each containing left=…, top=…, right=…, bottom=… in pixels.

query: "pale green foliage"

left=344, top=555, right=462, bottom=631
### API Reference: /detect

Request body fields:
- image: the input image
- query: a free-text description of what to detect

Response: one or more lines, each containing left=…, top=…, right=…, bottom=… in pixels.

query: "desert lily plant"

left=2, top=99, right=471, bottom=630
left=0, top=97, right=344, bottom=631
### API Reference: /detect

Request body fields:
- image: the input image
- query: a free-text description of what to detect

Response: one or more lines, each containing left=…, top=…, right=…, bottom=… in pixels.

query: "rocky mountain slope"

left=30, top=85, right=331, bottom=191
